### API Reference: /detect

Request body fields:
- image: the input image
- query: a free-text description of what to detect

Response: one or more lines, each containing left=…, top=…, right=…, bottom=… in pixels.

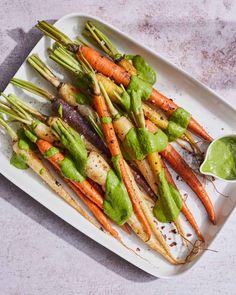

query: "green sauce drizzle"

left=51, top=119, right=88, bottom=177
left=10, top=153, right=29, bottom=170
left=43, top=146, right=60, bottom=158
left=58, top=104, right=63, bottom=118
left=59, top=156, right=85, bottom=182
left=39, top=168, right=45, bottom=175
left=122, top=127, right=168, bottom=161
left=132, top=55, right=156, bottom=85
left=128, top=75, right=152, bottom=101
left=75, top=92, right=88, bottom=105
left=17, top=128, right=34, bottom=151
left=104, top=169, right=133, bottom=225
left=9, top=129, right=37, bottom=170
left=24, top=128, right=37, bottom=143
left=101, top=116, right=112, bottom=124
left=111, top=155, right=122, bottom=178
left=153, top=171, right=182, bottom=223
left=201, top=136, right=236, bottom=180
left=18, top=139, right=29, bottom=151
left=119, top=75, right=152, bottom=114
left=165, top=108, right=191, bottom=141
left=120, top=91, right=131, bottom=112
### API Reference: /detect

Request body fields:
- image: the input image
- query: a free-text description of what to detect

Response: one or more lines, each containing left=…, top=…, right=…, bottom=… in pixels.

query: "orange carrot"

left=79, top=45, right=212, bottom=142
left=146, top=120, right=205, bottom=238
left=181, top=204, right=204, bottom=241
left=37, top=139, right=104, bottom=209
left=87, top=178, right=104, bottom=195
left=37, top=139, right=127, bottom=239
left=122, top=223, right=131, bottom=234
left=145, top=120, right=215, bottom=224
left=161, top=158, right=204, bottom=240
left=67, top=181, right=120, bottom=240
left=87, top=178, right=130, bottom=235
left=160, top=159, right=176, bottom=187
left=93, top=94, right=152, bottom=240
left=161, top=144, right=215, bottom=224
left=149, top=90, right=213, bottom=142
left=93, top=95, right=121, bottom=156
left=78, top=46, right=131, bottom=86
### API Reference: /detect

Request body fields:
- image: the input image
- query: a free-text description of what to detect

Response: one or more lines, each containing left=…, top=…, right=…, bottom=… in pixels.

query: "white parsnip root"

left=86, top=151, right=184, bottom=264
left=13, top=143, right=98, bottom=228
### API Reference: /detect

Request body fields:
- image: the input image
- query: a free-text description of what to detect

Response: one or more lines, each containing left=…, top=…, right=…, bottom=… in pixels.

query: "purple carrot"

left=52, top=98, right=109, bottom=155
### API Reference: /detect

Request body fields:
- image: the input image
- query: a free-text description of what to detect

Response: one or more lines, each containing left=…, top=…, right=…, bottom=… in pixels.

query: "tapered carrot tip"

left=208, top=208, right=216, bottom=224
left=198, top=234, right=205, bottom=242
left=208, top=210, right=216, bottom=224
left=211, top=217, right=216, bottom=225
left=188, top=118, right=213, bottom=143
left=207, top=208, right=216, bottom=225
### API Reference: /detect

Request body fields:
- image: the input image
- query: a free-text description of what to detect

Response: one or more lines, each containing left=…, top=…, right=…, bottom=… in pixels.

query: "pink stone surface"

left=0, top=1, right=236, bottom=294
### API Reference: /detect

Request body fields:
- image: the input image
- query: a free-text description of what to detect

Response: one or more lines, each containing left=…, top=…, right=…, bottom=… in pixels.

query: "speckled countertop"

left=0, top=1, right=236, bottom=294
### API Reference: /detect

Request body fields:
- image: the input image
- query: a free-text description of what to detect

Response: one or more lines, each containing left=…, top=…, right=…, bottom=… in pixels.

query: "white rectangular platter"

left=0, top=13, right=236, bottom=278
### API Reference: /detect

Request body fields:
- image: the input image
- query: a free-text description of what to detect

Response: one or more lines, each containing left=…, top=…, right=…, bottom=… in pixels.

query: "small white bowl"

left=200, top=133, right=236, bottom=183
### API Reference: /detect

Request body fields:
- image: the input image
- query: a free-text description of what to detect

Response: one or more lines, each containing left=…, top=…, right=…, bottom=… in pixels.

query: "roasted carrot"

left=181, top=203, right=204, bottom=241
left=149, top=90, right=213, bottom=142
left=67, top=181, right=120, bottom=240
left=78, top=45, right=212, bottom=142
left=146, top=119, right=215, bottom=224
left=161, top=159, right=204, bottom=241
left=36, top=138, right=121, bottom=239
left=79, top=46, right=131, bottom=86
left=36, top=139, right=104, bottom=209
left=93, top=95, right=120, bottom=156
left=87, top=148, right=179, bottom=262
left=146, top=120, right=204, bottom=239
left=161, top=144, right=215, bottom=224
left=83, top=21, right=137, bottom=75
left=36, top=20, right=212, bottom=142
left=0, top=116, right=99, bottom=229
left=93, top=94, right=152, bottom=240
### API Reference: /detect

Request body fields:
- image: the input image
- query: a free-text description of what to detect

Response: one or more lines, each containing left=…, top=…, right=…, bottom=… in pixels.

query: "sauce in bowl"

left=200, top=135, right=236, bottom=181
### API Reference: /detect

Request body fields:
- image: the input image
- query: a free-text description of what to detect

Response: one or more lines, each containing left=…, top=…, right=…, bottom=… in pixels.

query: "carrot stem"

left=146, top=120, right=215, bottom=223
left=0, top=114, right=18, bottom=141
left=93, top=92, right=152, bottom=240
left=11, top=78, right=55, bottom=101
left=83, top=21, right=120, bottom=60
left=27, top=54, right=61, bottom=88
left=36, top=21, right=73, bottom=46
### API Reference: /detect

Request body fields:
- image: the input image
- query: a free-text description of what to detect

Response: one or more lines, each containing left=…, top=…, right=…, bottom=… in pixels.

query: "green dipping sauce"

left=201, top=136, right=236, bottom=180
